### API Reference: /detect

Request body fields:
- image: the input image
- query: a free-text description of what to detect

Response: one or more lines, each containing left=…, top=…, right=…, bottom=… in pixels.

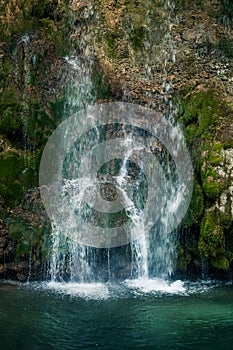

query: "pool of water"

left=0, top=279, right=233, bottom=350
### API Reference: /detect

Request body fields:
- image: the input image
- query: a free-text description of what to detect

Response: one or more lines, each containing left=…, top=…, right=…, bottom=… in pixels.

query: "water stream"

left=39, top=0, right=193, bottom=289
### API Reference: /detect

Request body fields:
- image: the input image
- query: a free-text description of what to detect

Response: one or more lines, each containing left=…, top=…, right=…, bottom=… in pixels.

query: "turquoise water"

left=0, top=280, right=233, bottom=350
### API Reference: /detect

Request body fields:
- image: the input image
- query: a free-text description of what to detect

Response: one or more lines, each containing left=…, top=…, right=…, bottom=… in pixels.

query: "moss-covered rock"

left=176, top=245, right=192, bottom=270
left=8, top=211, right=51, bottom=260
left=189, top=179, right=204, bottom=224
left=211, top=255, right=230, bottom=270
left=198, top=208, right=225, bottom=259
left=177, top=90, right=223, bottom=143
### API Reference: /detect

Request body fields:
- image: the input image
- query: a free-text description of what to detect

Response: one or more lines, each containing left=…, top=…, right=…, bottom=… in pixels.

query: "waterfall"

left=39, top=0, right=193, bottom=284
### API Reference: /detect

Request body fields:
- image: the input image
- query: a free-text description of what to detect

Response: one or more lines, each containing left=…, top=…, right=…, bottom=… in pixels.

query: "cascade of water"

left=48, top=3, right=97, bottom=282
left=46, top=0, right=192, bottom=284
left=128, top=0, right=179, bottom=280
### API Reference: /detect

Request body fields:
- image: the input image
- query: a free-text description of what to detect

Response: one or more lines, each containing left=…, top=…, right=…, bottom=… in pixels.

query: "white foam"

left=31, top=279, right=231, bottom=299
left=46, top=281, right=110, bottom=300
left=125, top=278, right=186, bottom=294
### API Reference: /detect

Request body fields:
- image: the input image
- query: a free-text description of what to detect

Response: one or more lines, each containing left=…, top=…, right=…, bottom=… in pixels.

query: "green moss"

left=8, top=218, right=28, bottom=240
left=177, top=91, right=222, bottom=140
left=201, top=143, right=224, bottom=168
left=103, top=31, right=128, bottom=59
left=174, top=0, right=203, bottom=10
left=8, top=181, right=23, bottom=200
left=209, top=155, right=224, bottom=166
left=203, top=180, right=221, bottom=201
left=224, top=201, right=233, bottom=230
left=185, top=123, right=198, bottom=143
left=183, top=179, right=205, bottom=227
left=26, top=100, right=63, bottom=146
left=0, top=105, right=22, bottom=134
left=223, top=140, right=233, bottom=149
left=8, top=217, right=51, bottom=259
left=198, top=209, right=225, bottom=258
left=175, top=91, right=224, bottom=172
left=211, top=256, right=229, bottom=270
left=176, top=245, right=191, bottom=270
left=0, top=152, right=25, bottom=206
left=208, top=147, right=224, bottom=166
left=0, top=0, right=71, bottom=56
left=129, top=27, right=146, bottom=51
left=16, top=238, right=31, bottom=256
left=0, top=183, right=8, bottom=199
left=20, top=168, right=38, bottom=190
left=226, top=250, right=233, bottom=264
left=97, top=0, right=163, bottom=61
left=212, top=143, right=223, bottom=153
left=0, top=93, right=23, bottom=144
left=38, top=18, right=72, bottom=56
left=201, top=164, right=224, bottom=202
left=189, top=180, right=204, bottom=223
left=0, top=153, right=24, bottom=184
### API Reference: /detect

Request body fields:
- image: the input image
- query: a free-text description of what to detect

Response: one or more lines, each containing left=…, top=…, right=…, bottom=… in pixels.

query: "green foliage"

left=183, top=179, right=205, bottom=228
left=212, top=143, right=223, bottom=153
left=177, top=90, right=222, bottom=141
left=189, top=180, right=204, bottom=223
left=201, top=164, right=223, bottom=202
left=202, top=180, right=221, bottom=201
left=198, top=209, right=225, bottom=258
left=176, top=88, right=229, bottom=216
left=209, top=154, right=224, bottom=166
left=200, top=148, right=226, bottom=203
left=211, top=256, right=229, bottom=270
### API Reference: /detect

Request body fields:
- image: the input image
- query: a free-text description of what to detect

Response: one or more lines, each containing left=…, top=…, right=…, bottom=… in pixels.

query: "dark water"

left=0, top=280, right=233, bottom=350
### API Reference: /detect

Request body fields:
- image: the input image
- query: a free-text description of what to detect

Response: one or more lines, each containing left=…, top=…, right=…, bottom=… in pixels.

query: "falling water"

left=128, top=0, right=179, bottom=280
left=41, top=0, right=193, bottom=284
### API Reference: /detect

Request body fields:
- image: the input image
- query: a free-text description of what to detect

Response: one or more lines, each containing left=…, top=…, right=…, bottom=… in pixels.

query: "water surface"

left=0, top=280, right=232, bottom=350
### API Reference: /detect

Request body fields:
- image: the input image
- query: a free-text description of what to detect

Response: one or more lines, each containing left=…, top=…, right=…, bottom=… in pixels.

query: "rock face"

left=0, top=0, right=233, bottom=280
